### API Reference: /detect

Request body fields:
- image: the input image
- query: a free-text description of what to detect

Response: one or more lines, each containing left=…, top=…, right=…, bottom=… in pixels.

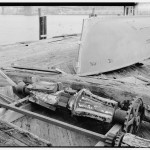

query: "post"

left=38, top=8, right=47, bottom=40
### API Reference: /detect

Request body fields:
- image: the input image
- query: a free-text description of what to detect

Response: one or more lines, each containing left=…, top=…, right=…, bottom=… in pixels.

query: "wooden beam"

left=0, top=101, right=106, bottom=141
left=4, top=68, right=150, bottom=105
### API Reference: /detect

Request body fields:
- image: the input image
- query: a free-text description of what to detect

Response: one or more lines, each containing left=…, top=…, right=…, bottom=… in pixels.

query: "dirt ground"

left=0, top=36, right=80, bottom=74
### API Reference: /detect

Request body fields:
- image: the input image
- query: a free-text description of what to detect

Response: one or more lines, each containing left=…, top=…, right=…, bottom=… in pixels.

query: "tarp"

left=77, top=16, right=150, bottom=76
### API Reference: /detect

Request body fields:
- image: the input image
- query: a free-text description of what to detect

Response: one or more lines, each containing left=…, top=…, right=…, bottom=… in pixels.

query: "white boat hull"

left=77, top=16, right=150, bottom=76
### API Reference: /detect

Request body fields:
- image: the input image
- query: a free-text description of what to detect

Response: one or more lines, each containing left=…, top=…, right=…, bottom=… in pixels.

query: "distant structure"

left=124, top=4, right=136, bottom=15
left=0, top=3, right=150, bottom=16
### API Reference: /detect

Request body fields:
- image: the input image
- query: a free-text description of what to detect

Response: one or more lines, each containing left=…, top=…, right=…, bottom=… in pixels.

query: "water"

left=0, top=15, right=88, bottom=45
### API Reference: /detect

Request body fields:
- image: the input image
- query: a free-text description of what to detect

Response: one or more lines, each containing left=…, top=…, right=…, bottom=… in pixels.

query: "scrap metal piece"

left=77, top=16, right=150, bottom=76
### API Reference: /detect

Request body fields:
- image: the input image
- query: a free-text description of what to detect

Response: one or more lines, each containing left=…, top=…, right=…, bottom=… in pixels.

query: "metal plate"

left=77, top=16, right=150, bottom=76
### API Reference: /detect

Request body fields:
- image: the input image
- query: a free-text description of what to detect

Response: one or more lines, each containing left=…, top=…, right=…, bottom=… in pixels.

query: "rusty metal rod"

left=0, top=101, right=106, bottom=141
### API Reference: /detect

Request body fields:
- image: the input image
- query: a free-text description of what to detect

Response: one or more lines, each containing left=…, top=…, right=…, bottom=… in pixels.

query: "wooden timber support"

left=3, top=68, right=150, bottom=122
left=120, top=133, right=150, bottom=147
left=0, top=118, right=51, bottom=146
left=4, top=68, right=150, bottom=104
left=0, top=101, right=106, bottom=141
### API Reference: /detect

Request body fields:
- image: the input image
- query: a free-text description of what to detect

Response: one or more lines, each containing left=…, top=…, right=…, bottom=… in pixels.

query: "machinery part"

left=123, top=97, right=144, bottom=134
left=105, top=132, right=116, bottom=147
left=15, top=81, right=64, bottom=96
left=15, top=81, right=29, bottom=96
left=70, top=89, right=118, bottom=123
left=28, top=81, right=59, bottom=94
left=31, top=91, right=59, bottom=105
left=114, top=132, right=125, bottom=147
left=113, top=109, right=127, bottom=124
left=104, top=124, right=122, bottom=147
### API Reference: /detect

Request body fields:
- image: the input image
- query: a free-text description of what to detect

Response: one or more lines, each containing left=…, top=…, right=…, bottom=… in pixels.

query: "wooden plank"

left=0, top=119, right=51, bottom=146
left=0, top=101, right=106, bottom=141
left=122, top=133, right=150, bottom=147
left=13, top=116, right=98, bottom=146
left=0, top=94, right=12, bottom=104
left=1, top=103, right=32, bottom=123
left=0, top=130, right=26, bottom=146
